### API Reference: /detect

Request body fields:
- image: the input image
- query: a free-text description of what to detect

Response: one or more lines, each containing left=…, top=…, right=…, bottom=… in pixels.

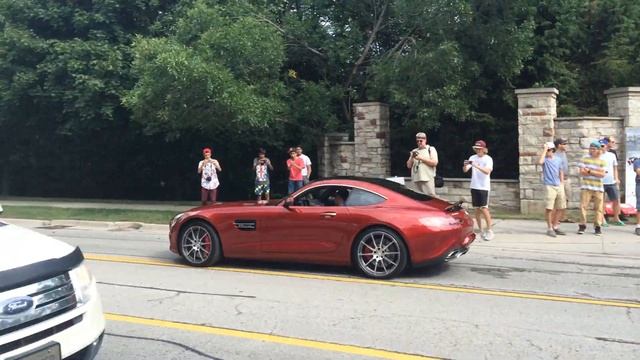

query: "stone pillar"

left=605, top=87, right=640, bottom=127
left=353, top=102, right=390, bottom=178
left=515, top=88, right=559, bottom=215
left=606, top=87, right=640, bottom=205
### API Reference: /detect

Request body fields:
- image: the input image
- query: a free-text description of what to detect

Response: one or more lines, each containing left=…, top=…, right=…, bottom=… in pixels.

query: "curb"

left=2, top=218, right=167, bottom=232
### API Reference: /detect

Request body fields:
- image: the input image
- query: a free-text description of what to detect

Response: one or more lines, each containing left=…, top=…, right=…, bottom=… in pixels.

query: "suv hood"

left=0, top=222, right=75, bottom=271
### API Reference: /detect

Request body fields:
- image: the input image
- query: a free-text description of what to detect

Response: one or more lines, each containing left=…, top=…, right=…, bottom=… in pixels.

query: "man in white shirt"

left=599, top=137, right=624, bottom=225
left=296, top=146, right=312, bottom=185
left=463, top=140, right=494, bottom=241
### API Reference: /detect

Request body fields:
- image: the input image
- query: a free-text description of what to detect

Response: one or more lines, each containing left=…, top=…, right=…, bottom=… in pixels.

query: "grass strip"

left=0, top=205, right=178, bottom=224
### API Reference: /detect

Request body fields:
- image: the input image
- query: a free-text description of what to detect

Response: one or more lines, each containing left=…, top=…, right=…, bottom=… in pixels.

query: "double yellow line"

left=106, top=313, right=437, bottom=360
left=86, top=253, right=640, bottom=309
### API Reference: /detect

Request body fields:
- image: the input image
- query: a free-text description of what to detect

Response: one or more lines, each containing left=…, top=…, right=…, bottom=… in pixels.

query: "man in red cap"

left=198, top=147, right=222, bottom=205
left=463, top=140, right=494, bottom=240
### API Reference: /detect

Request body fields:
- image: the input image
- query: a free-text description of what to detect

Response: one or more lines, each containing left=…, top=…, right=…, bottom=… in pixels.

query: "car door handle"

left=321, top=212, right=337, bottom=218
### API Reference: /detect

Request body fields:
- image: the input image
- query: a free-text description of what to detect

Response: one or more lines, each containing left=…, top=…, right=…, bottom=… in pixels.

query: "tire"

left=353, top=227, right=408, bottom=279
left=179, top=220, right=222, bottom=267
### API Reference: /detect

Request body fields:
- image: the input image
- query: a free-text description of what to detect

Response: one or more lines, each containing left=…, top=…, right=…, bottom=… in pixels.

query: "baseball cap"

left=553, top=138, right=567, bottom=147
left=472, top=140, right=487, bottom=149
left=545, top=141, right=555, bottom=149
left=598, top=138, right=609, bottom=146
left=589, top=141, right=602, bottom=149
left=202, top=147, right=212, bottom=154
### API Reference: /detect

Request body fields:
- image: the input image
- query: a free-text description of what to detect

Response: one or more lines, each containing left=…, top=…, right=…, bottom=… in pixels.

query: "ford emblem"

left=1, top=297, right=34, bottom=316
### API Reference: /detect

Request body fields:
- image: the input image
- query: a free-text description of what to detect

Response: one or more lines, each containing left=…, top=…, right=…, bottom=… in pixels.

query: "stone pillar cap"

left=352, top=102, right=389, bottom=107
left=515, top=88, right=559, bottom=95
left=604, top=87, right=640, bottom=96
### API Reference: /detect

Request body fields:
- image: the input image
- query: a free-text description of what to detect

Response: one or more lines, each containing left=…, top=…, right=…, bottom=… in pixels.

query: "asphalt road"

left=20, top=221, right=640, bottom=360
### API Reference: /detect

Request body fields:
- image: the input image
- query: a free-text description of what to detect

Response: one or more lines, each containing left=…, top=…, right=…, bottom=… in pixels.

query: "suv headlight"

left=69, top=263, right=95, bottom=305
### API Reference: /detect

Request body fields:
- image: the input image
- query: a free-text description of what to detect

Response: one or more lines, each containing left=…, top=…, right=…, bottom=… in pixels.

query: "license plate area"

left=8, top=342, right=61, bottom=360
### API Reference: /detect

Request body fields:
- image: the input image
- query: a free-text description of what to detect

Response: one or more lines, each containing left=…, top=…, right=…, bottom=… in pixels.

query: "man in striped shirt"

left=577, top=141, right=606, bottom=235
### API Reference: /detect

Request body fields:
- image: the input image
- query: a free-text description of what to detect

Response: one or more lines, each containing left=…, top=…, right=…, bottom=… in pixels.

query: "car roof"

left=310, top=177, right=434, bottom=201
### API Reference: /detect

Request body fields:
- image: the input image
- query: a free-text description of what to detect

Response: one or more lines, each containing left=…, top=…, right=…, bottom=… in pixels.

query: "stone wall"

left=406, top=178, right=520, bottom=210
left=554, top=117, right=624, bottom=208
left=318, top=88, right=640, bottom=215
left=319, top=133, right=355, bottom=178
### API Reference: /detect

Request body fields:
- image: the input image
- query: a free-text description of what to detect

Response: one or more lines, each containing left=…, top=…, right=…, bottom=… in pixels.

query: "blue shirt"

left=543, top=156, right=563, bottom=186
left=634, top=158, right=640, bottom=183
left=555, top=151, right=569, bottom=174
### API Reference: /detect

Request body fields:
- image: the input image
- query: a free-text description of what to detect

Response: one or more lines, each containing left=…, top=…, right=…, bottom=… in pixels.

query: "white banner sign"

left=624, top=128, right=640, bottom=206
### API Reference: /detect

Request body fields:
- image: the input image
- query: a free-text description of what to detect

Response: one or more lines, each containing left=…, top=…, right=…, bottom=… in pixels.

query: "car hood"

left=189, top=200, right=282, bottom=211
left=0, top=222, right=76, bottom=271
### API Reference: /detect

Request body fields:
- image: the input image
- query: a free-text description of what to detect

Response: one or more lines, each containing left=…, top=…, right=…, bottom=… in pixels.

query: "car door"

left=261, top=185, right=356, bottom=256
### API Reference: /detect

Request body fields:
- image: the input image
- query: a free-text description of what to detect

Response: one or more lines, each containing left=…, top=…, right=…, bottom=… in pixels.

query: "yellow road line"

left=105, top=313, right=437, bottom=360
left=87, top=253, right=640, bottom=309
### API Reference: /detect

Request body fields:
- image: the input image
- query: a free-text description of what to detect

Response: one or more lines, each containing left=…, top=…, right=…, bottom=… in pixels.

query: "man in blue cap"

left=577, top=141, right=607, bottom=235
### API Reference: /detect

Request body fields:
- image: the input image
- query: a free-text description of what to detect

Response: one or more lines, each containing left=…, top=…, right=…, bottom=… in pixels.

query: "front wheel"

left=179, top=220, right=222, bottom=267
left=353, top=227, right=408, bottom=279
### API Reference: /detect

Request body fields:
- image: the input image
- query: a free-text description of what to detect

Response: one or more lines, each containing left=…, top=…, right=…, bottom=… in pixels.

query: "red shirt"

left=287, top=157, right=305, bottom=181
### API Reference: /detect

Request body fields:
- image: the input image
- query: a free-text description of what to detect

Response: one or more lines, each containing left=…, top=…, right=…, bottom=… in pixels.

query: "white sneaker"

left=483, top=230, right=494, bottom=241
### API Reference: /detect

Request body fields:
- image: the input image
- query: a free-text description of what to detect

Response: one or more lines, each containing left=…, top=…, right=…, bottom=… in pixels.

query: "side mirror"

left=283, top=197, right=294, bottom=209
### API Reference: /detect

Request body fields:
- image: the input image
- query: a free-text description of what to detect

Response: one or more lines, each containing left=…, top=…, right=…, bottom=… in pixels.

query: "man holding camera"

left=198, top=147, right=222, bottom=205
left=406, top=132, right=438, bottom=196
left=463, top=140, right=494, bottom=241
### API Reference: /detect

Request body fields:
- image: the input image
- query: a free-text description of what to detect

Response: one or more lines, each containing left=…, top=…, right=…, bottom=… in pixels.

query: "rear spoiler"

left=445, top=200, right=464, bottom=213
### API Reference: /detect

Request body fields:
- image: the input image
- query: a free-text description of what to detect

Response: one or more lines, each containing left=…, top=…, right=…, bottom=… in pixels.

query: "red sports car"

left=169, top=177, right=475, bottom=279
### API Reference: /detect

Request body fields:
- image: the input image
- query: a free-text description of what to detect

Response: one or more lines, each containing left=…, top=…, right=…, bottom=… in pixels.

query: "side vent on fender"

left=234, top=220, right=256, bottom=231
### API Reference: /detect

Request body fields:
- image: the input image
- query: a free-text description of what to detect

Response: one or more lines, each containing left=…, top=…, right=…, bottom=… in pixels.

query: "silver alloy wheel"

left=181, top=225, right=213, bottom=265
left=356, top=230, right=402, bottom=277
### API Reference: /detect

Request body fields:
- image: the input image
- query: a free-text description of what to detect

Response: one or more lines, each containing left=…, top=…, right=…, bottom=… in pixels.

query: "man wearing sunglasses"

left=406, top=132, right=438, bottom=196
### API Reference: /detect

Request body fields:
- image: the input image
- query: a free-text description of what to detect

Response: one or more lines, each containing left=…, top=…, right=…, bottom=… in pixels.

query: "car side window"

left=344, top=188, right=385, bottom=206
left=294, top=186, right=353, bottom=206
left=294, top=186, right=328, bottom=206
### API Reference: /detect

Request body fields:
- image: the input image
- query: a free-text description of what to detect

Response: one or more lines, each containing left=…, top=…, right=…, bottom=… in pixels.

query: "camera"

left=412, top=150, right=419, bottom=157
left=205, top=176, right=212, bottom=182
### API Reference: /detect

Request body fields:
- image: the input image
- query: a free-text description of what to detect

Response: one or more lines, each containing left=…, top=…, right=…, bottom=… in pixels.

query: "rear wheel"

left=353, top=227, right=408, bottom=279
left=179, top=220, right=221, bottom=267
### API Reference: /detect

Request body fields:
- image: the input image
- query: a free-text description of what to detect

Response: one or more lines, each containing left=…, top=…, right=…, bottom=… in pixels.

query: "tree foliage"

left=2, top=0, right=640, bottom=199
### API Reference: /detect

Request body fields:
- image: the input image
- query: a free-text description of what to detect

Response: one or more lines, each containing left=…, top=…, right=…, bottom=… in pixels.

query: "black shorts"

left=471, top=189, right=490, bottom=208
left=603, top=184, right=619, bottom=201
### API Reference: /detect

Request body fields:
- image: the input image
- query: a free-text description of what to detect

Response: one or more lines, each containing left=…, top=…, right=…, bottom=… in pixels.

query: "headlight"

left=69, top=263, right=95, bottom=305
left=170, top=213, right=185, bottom=229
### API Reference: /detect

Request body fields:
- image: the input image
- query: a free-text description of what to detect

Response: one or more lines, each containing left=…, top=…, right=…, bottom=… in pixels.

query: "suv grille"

left=0, top=273, right=77, bottom=336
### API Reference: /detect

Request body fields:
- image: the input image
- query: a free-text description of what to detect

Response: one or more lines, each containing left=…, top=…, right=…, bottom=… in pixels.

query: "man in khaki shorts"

left=554, top=138, right=573, bottom=222
left=537, top=141, right=566, bottom=237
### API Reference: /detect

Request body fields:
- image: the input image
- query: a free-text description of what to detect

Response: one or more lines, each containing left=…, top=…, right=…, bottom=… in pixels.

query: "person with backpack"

left=406, top=132, right=438, bottom=196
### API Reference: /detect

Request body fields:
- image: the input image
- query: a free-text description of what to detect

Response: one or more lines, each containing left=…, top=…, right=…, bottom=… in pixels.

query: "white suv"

left=0, top=217, right=105, bottom=360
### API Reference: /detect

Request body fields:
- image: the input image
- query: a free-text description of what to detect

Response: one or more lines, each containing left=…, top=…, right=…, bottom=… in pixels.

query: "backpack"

left=428, top=146, right=444, bottom=188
